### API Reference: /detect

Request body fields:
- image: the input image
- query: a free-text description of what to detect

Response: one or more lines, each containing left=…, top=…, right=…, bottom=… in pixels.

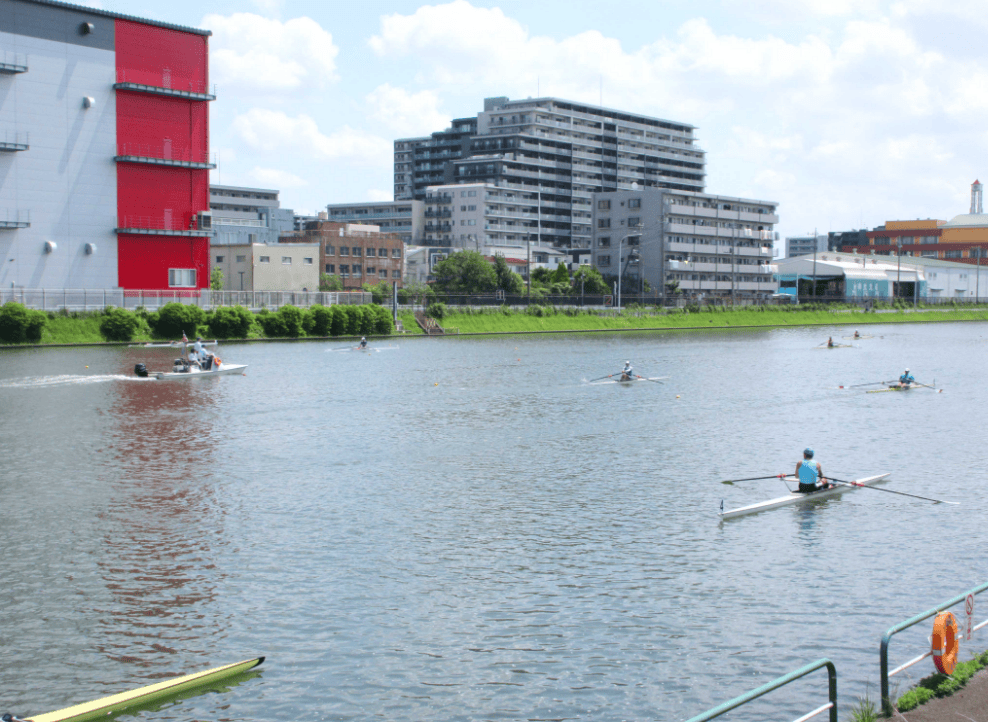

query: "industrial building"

left=1, top=0, right=214, bottom=291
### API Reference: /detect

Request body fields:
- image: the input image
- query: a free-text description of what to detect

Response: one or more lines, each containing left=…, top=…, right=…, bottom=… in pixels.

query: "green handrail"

left=880, top=580, right=988, bottom=716
left=684, top=658, right=837, bottom=722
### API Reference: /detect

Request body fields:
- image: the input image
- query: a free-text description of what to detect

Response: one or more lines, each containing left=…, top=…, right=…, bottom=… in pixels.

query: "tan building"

left=213, top=243, right=320, bottom=291
left=282, top=221, right=404, bottom=290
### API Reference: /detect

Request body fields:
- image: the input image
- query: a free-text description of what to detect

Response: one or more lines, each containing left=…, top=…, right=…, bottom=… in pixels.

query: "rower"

left=827, top=336, right=835, bottom=348
left=359, top=337, right=368, bottom=349
left=796, top=448, right=830, bottom=493
left=899, top=368, right=915, bottom=386
left=853, top=331, right=860, bottom=339
left=621, top=361, right=633, bottom=381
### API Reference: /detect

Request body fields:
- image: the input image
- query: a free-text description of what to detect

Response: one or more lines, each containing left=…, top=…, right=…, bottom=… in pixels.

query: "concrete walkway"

left=892, top=667, right=988, bottom=721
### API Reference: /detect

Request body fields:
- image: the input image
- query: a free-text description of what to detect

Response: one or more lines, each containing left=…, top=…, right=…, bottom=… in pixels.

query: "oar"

left=828, top=477, right=959, bottom=505
left=587, top=372, right=619, bottom=383
left=635, top=375, right=664, bottom=384
left=721, top=474, right=786, bottom=486
left=842, top=380, right=891, bottom=388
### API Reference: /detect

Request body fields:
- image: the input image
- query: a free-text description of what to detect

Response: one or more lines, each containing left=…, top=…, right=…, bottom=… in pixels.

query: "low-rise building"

left=282, top=221, right=404, bottom=290
left=591, top=188, right=778, bottom=300
left=324, top=201, right=425, bottom=244
left=212, top=242, right=319, bottom=291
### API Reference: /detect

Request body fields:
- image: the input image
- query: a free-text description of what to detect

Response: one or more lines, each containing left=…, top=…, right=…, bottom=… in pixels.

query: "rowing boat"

left=867, top=383, right=918, bottom=393
left=719, top=473, right=891, bottom=519
left=591, top=376, right=669, bottom=385
left=128, top=340, right=218, bottom=349
left=20, top=657, right=263, bottom=722
left=843, top=335, right=874, bottom=340
left=816, top=344, right=853, bottom=349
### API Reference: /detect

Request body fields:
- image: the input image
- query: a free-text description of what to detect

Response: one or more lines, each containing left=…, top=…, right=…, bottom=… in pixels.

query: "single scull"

left=719, top=473, right=891, bottom=520
left=17, top=657, right=263, bottom=722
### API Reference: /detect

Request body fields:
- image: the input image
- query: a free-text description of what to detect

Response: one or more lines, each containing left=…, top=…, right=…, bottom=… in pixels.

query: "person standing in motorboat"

left=796, top=448, right=831, bottom=493
left=193, top=336, right=215, bottom=370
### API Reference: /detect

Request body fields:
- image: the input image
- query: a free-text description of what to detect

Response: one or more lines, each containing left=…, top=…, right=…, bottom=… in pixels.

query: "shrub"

left=209, top=306, right=253, bottom=338
left=278, top=305, right=306, bottom=337
left=372, top=305, right=394, bottom=335
left=329, top=306, right=348, bottom=336
left=0, top=302, right=47, bottom=343
left=99, top=307, right=141, bottom=342
left=342, top=305, right=361, bottom=336
left=309, top=305, right=333, bottom=336
left=356, top=305, right=375, bottom=335
left=154, top=302, right=206, bottom=339
left=426, top=302, right=447, bottom=320
left=256, top=308, right=286, bottom=337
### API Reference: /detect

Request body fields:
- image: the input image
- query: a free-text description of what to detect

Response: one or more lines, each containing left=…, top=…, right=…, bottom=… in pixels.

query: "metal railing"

left=115, top=69, right=211, bottom=95
left=880, top=581, right=988, bottom=716
left=116, top=143, right=210, bottom=164
left=684, top=658, right=837, bottom=722
left=0, top=288, right=372, bottom=312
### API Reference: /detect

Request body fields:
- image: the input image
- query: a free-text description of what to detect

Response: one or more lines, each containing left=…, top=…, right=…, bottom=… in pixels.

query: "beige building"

left=213, top=243, right=320, bottom=292
left=282, top=221, right=405, bottom=290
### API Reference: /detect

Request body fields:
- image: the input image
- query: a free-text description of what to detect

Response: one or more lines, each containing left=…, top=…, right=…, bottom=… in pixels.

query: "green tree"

left=571, top=266, right=611, bottom=295
left=398, top=280, right=435, bottom=305
left=493, top=255, right=524, bottom=294
left=551, top=261, right=570, bottom=285
left=431, top=250, right=497, bottom=294
left=665, top=279, right=681, bottom=295
left=154, top=302, right=206, bottom=339
left=0, top=302, right=47, bottom=343
left=319, top=273, right=343, bottom=291
left=209, top=305, right=253, bottom=338
left=210, top=266, right=224, bottom=291
left=531, top=267, right=553, bottom=286
left=99, top=307, right=141, bottom=342
left=363, top=280, right=392, bottom=304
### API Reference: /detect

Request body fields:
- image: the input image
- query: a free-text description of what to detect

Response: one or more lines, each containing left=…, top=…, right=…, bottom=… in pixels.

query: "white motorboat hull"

left=153, top=363, right=247, bottom=380
left=719, top=473, right=891, bottom=520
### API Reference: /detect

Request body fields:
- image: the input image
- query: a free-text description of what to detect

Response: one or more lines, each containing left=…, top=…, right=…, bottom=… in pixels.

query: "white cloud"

left=250, top=0, right=284, bottom=15
left=203, top=13, right=338, bottom=93
left=367, top=189, right=393, bottom=202
left=232, top=109, right=392, bottom=165
left=365, top=84, right=450, bottom=135
left=248, top=167, right=308, bottom=188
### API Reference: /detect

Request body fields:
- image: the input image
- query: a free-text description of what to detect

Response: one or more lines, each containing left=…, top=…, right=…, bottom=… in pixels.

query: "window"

left=325, top=245, right=335, bottom=255
left=468, top=219, right=476, bottom=226
left=352, top=247, right=361, bottom=257
left=461, top=205, right=467, bottom=211
left=215, top=255, right=225, bottom=263
left=378, top=248, right=387, bottom=257
left=353, top=264, right=362, bottom=277
left=379, top=269, right=388, bottom=278
left=628, top=217, right=641, bottom=227
left=339, top=264, right=350, bottom=277
left=598, top=255, right=611, bottom=265
left=628, top=198, right=641, bottom=209
left=392, top=270, right=401, bottom=278
left=598, top=237, right=611, bottom=248
left=303, top=257, right=313, bottom=265
left=282, top=257, right=292, bottom=265
left=248, top=233, right=257, bottom=243
left=598, top=218, right=611, bottom=228
left=168, top=269, right=197, bottom=287
left=236, top=255, right=247, bottom=262
left=325, top=264, right=335, bottom=273
left=367, top=266, right=376, bottom=275
left=597, top=200, right=611, bottom=210
left=468, top=190, right=476, bottom=197
left=259, top=256, right=270, bottom=263
left=468, top=205, right=476, bottom=211
left=392, top=248, right=401, bottom=258
left=946, top=250, right=962, bottom=258
left=339, top=247, right=349, bottom=256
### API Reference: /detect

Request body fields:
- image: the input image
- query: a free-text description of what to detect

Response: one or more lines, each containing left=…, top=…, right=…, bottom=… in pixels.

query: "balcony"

left=114, top=70, right=215, bottom=101
left=0, top=131, right=29, bottom=152
left=115, top=143, right=215, bottom=169
left=0, top=209, right=30, bottom=229
left=0, top=52, right=28, bottom=74
left=116, top=215, right=213, bottom=237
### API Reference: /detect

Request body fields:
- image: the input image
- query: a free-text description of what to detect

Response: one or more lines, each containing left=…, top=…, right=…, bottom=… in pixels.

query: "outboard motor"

left=134, top=363, right=148, bottom=378
left=174, top=358, right=189, bottom=372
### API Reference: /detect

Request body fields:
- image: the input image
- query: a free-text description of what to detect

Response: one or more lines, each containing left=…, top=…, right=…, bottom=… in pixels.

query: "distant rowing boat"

left=21, top=657, right=263, bottom=722
left=867, top=382, right=921, bottom=393
left=719, top=473, right=891, bottom=519
left=128, top=340, right=217, bottom=348
left=843, top=335, right=874, bottom=340
left=588, top=376, right=669, bottom=385
left=816, top=344, right=853, bottom=349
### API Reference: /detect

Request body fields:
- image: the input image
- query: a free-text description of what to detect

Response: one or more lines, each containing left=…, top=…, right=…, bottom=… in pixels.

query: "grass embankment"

left=436, top=304, right=988, bottom=335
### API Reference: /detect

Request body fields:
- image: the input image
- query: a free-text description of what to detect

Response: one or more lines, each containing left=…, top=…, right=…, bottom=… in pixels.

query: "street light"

left=616, top=224, right=643, bottom=311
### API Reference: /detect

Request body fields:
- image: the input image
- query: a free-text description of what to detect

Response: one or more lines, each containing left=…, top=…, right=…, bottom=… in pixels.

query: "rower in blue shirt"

left=899, top=368, right=915, bottom=386
left=796, top=448, right=831, bottom=493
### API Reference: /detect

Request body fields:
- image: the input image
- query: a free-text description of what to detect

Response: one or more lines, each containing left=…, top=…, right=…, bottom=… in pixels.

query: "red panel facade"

left=115, top=19, right=210, bottom=290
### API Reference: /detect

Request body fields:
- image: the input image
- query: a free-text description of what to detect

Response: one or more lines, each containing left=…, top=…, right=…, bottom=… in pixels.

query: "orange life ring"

left=932, top=611, right=958, bottom=674
left=214, top=357, right=221, bottom=365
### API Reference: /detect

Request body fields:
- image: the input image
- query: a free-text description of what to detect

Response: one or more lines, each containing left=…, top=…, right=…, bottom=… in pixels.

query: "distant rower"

left=827, top=336, right=835, bottom=348
left=853, top=331, right=861, bottom=339
left=621, top=361, right=634, bottom=381
left=899, top=368, right=915, bottom=386
left=796, top=448, right=831, bottom=493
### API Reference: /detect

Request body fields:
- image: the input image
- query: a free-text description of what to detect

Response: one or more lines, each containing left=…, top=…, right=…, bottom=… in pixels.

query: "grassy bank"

left=435, top=304, right=988, bottom=335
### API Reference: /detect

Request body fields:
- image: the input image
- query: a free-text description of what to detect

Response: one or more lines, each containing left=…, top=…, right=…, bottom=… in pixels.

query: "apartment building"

left=785, top=234, right=827, bottom=258
left=1, top=0, right=214, bottom=291
left=324, top=200, right=425, bottom=244
left=211, top=184, right=295, bottom=246
left=283, top=221, right=404, bottom=291
left=591, top=189, right=778, bottom=300
left=395, top=96, right=705, bottom=250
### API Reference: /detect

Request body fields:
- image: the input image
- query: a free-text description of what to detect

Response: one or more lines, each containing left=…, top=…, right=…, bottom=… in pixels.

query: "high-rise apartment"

left=395, top=96, right=705, bottom=250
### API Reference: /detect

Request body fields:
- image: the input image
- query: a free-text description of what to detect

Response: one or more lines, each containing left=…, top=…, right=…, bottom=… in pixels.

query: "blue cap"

left=804, top=448, right=814, bottom=458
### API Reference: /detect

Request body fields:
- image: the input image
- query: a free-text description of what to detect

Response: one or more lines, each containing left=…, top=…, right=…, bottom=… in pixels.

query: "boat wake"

left=0, top=374, right=148, bottom=389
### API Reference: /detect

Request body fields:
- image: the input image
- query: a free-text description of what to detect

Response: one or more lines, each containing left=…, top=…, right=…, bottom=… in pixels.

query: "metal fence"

left=0, top=288, right=372, bottom=312
left=684, top=658, right=837, bottom=722
left=880, top=581, right=988, bottom=716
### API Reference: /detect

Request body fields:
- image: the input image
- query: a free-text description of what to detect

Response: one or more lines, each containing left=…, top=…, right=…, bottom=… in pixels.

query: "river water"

left=1, top=322, right=986, bottom=721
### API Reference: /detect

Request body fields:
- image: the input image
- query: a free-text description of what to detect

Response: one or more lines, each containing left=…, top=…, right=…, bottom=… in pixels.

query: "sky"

left=89, top=0, right=988, bottom=244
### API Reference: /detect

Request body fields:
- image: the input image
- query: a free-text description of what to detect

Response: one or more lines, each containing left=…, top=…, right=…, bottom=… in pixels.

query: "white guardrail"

left=0, top=288, right=373, bottom=312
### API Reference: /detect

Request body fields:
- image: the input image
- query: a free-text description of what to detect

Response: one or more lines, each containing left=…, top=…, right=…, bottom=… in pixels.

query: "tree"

left=210, top=266, right=224, bottom=291
left=320, top=273, right=343, bottom=291
left=531, top=267, right=553, bottom=286
left=431, top=250, right=497, bottom=294
left=493, top=255, right=524, bottom=294
left=665, top=279, right=682, bottom=295
left=551, top=261, right=570, bottom=285
left=571, top=266, right=611, bottom=296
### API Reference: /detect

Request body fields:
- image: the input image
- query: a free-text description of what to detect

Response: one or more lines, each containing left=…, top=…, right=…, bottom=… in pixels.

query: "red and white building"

left=1, top=0, right=213, bottom=291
